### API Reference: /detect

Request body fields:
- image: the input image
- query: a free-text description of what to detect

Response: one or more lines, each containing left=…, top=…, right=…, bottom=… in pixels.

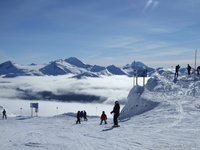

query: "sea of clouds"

left=0, top=75, right=146, bottom=117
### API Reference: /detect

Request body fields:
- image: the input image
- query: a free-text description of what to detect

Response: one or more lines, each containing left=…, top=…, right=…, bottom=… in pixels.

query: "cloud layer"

left=0, top=75, right=138, bottom=104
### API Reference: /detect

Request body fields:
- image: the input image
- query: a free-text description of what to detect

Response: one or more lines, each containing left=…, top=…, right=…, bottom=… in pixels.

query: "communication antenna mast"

left=195, top=49, right=197, bottom=71
left=133, top=61, right=136, bottom=86
left=194, top=49, right=197, bottom=97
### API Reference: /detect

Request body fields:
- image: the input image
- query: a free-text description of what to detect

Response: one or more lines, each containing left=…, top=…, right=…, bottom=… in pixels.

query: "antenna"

left=133, top=61, right=136, bottom=86
left=194, top=49, right=197, bottom=97
left=195, top=49, right=197, bottom=71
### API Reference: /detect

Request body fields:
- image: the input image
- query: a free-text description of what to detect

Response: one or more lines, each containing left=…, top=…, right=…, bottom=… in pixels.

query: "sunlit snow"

left=0, top=69, right=200, bottom=149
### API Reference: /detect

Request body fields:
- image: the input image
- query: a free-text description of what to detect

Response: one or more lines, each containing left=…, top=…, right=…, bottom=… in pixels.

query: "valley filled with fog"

left=0, top=75, right=145, bottom=117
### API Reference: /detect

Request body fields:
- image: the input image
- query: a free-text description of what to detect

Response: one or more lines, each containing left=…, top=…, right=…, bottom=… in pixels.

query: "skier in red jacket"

left=100, top=111, right=107, bottom=125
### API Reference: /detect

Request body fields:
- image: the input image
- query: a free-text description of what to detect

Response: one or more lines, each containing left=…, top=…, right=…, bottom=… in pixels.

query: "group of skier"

left=76, top=101, right=120, bottom=127
left=175, top=64, right=200, bottom=77
left=76, top=110, right=88, bottom=124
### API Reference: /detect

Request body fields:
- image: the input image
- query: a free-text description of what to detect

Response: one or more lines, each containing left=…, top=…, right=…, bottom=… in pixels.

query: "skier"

left=197, top=66, right=200, bottom=75
left=2, top=109, right=7, bottom=119
left=76, top=111, right=81, bottom=124
left=175, top=64, right=180, bottom=77
left=110, top=101, right=120, bottom=127
left=80, top=111, right=83, bottom=118
left=100, top=111, right=107, bottom=125
left=187, top=64, right=191, bottom=75
left=83, top=110, right=88, bottom=121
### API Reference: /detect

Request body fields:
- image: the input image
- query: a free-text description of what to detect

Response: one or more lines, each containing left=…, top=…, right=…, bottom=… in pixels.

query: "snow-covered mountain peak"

left=106, top=65, right=126, bottom=75
left=0, top=61, right=15, bottom=68
left=131, top=61, right=146, bottom=69
left=65, top=57, right=90, bottom=68
left=0, top=58, right=156, bottom=77
left=29, top=63, right=37, bottom=66
left=90, top=65, right=105, bottom=72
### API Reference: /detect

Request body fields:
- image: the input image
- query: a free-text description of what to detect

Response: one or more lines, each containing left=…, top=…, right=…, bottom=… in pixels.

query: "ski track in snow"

left=1, top=113, right=199, bottom=150
left=1, top=70, right=200, bottom=149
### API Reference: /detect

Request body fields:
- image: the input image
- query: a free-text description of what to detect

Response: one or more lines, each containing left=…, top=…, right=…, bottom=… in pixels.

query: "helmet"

left=115, top=101, right=119, bottom=104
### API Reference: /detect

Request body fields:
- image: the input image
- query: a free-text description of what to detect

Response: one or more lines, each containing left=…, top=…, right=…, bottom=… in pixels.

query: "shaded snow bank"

left=119, top=85, right=159, bottom=120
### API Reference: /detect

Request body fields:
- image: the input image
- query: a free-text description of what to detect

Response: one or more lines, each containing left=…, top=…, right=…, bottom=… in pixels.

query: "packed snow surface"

left=0, top=69, right=200, bottom=149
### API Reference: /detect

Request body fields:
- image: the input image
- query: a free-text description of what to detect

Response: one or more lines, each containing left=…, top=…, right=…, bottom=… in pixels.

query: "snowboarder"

left=2, top=109, right=7, bottom=119
left=100, top=111, right=107, bottom=125
left=83, top=110, right=88, bottom=121
left=197, top=66, right=200, bottom=75
left=110, top=101, right=120, bottom=127
left=187, top=64, right=191, bottom=75
left=76, top=111, right=81, bottom=124
left=175, top=64, right=180, bottom=77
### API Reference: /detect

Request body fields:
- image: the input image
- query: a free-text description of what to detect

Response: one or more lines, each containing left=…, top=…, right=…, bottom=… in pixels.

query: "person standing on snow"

left=83, top=110, right=88, bottom=121
left=2, top=109, right=7, bottom=119
left=100, top=111, right=107, bottom=125
left=76, top=111, right=81, bottom=124
left=187, top=64, right=192, bottom=75
left=175, top=64, right=180, bottom=77
left=80, top=111, right=83, bottom=118
left=110, top=101, right=120, bottom=127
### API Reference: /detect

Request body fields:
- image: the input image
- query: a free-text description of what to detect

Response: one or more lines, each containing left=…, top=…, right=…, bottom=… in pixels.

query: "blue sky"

left=0, top=0, right=200, bottom=68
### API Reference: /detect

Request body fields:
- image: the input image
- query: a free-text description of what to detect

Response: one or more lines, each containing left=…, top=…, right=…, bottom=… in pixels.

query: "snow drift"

left=120, top=68, right=200, bottom=120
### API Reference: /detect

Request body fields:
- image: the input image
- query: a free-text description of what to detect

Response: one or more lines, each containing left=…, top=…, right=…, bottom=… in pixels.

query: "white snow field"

left=1, top=70, right=200, bottom=150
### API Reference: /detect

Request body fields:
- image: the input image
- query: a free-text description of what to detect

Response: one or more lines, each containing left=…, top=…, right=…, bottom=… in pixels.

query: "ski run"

left=0, top=68, right=200, bottom=150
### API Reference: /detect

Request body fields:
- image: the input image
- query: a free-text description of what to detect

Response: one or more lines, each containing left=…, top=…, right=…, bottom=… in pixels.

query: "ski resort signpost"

left=133, top=61, right=147, bottom=87
left=30, top=103, right=39, bottom=116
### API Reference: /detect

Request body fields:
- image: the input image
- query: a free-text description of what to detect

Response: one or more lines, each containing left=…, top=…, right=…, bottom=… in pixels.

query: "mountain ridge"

left=0, top=57, right=155, bottom=78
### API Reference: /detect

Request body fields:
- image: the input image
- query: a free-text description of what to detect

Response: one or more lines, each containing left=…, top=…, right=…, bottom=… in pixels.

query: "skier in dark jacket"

left=175, top=64, right=180, bottom=77
left=83, top=110, right=88, bottom=121
left=76, top=111, right=81, bottom=124
left=110, top=101, right=120, bottom=127
left=2, top=109, right=7, bottom=119
left=187, top=64, right=191, bottom=75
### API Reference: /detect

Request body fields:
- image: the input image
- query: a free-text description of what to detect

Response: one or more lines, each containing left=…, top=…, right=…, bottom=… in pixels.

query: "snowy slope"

left=120, top=68, right=200, bottom=119
left=39, top=59, right=89, bottom=75
left=0, top=69, right=200, bottom=149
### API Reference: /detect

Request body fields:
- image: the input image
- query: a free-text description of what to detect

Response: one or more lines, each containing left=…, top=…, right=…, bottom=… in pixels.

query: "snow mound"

left=119, top=85, right=159, bottom=120
left=120, top=68, right=200, bottom=120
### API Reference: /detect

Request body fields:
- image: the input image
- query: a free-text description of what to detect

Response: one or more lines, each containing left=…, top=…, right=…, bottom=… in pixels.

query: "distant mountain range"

left=0, top=57, right=155, bottom=78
